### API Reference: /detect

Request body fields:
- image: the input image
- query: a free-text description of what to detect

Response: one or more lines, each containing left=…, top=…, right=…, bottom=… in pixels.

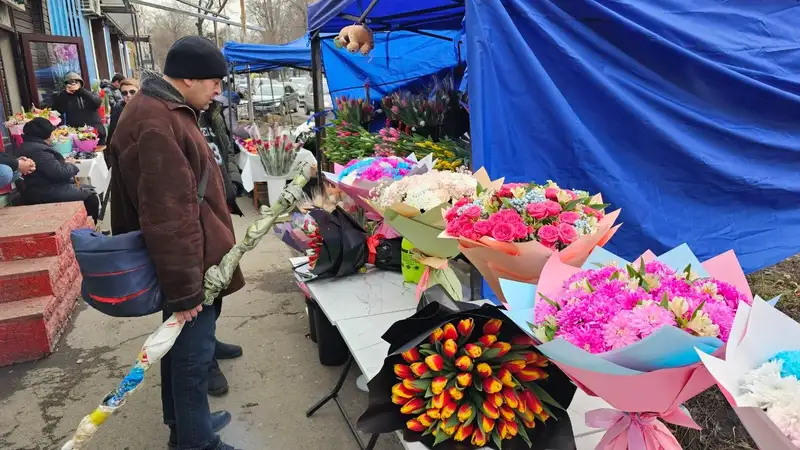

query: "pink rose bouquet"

left=502, top=245, right=768, bottom=450
left=441, top=170, right=620, bottom=304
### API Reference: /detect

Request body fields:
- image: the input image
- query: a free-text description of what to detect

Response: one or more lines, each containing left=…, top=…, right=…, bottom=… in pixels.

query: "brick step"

left=0, top=276, right=81, bottom=366
left=0, top=254, right=81, bottom=303
left=0, top=202, right=90, bottom=262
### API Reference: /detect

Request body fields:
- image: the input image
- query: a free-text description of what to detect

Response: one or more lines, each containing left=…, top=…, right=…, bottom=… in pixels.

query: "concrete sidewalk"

left=0, top=200, right=402, bottom=450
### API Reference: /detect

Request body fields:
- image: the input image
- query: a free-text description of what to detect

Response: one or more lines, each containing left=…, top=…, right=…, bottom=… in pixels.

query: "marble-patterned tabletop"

left=307, top=270, right=418, bottom=324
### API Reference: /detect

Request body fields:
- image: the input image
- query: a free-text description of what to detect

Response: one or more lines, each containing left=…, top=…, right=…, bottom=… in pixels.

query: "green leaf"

left=425, top=384, right=434, bottom=398
left=422, top=425, right=435, bottom=436
left=517, top=422, right=533, bottom=448
left=538, top=293, right=559, bottom=309
left=410, top=379, right=432, bottom=391
left=586, top=280, right=595, bottom=293
left=524, top=382, right=564, bottom=410
left=421, top=370, right=434, bottom=379
left=609, top=271, right=620, bottom=281
left=420, top=348, right=437, bottom=357
left=463, top=404, right=477, bottom=427
left=491, top=430, right=503, bottom=450
left=626, top=264, right=638, bottom=280
left=592, top=262, right=606, bottom=268
left=660, top=292, right=670, bottom=309
left=540, top=402, right=556, bottom=420
left=563, top=199, right=581, bottom=211
left=480, top=347, right=502, bottom=360
left=683, top=264, right=692, bottom=278
left=638, top=259, right=646, bottom=277
left=474, top=378, right=483, bottom=392
left=476, top=184, right=484, bottom=196
left=469, top=390, right=485, bottom=407
left=419, top=343, right=434, bottom=351
left=497, top=352, right=530, bottom=363
left=589, top=203, right=609, bottom=210
left=445, top=414, right=460, bottom=429
left=690, top=299, right=707, bottom=322
left=433, top=428, right=452, bottom=445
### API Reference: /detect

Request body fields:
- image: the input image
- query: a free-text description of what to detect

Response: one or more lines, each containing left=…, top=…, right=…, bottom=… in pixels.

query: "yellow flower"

left=512, top=186, right=527, bottom=199
left=444, top=151, right=455, bottom=158
left=669, top=296, right=689, bottom=317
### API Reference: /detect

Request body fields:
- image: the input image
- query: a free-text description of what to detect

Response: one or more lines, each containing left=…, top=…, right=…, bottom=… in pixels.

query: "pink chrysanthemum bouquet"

left=502, top=244, right=774, bottom=450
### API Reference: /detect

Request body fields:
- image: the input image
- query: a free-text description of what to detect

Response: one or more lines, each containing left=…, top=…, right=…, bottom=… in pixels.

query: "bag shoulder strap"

left=197, top=164, right=210, bottom=205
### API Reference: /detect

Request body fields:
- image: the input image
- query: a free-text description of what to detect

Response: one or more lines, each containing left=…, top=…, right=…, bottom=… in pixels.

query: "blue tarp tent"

left=321, top=30, right=463, bottom=101
left=466, top=0, right=800, bottom=273
left=222, top=36, right=313, bottom=72
left=308, top=0, right=464, bottom=33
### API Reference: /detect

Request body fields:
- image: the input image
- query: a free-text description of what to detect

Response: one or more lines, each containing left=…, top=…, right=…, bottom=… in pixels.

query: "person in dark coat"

left=107, top=78, right=138, bottom=147
left=50, top=72, right=107, bottom=145
left=109, top=36, right=244, bottom=450
left=15, top=118, right=100, bottom=222
left=199, top=98, right=244, bottom=217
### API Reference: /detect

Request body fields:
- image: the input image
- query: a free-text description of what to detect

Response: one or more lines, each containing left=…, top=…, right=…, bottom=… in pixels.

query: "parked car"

left=290, top=77, right=312, bottom=105
left=249, top=84, right=299, bottom=115
left=304, top=81, right=332, bottom=115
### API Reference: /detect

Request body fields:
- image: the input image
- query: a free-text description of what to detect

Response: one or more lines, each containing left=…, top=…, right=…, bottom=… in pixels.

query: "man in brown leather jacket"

left=108, top=36, right=244, bottom=450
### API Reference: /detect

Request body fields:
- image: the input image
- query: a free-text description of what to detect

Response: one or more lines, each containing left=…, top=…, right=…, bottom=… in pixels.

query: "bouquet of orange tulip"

left=358, top=302, right=577, bottom=449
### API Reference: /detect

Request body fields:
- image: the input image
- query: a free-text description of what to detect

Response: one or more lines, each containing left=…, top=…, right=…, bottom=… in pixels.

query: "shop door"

left=20, top=34, right=89, bottom=108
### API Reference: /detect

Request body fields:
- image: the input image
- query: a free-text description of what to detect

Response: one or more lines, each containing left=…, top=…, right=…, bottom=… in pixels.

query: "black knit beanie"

left=164, top=36, right=228, bottom=80
left=23, top=117, right=55, bottom=140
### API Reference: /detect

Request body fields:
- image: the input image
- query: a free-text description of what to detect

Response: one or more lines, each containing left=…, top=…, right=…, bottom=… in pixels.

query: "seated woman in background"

left=15, top=118, right=100, bottom=222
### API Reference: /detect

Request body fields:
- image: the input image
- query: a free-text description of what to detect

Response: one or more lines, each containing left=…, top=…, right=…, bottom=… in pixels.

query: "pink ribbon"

left=416, top=266, right=433, bottom=301
left=586, top=409, right=683, bottom=450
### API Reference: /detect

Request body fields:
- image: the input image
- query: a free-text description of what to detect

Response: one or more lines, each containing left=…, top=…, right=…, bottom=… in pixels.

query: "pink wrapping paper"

left=449, top=209, right=621, bottom=304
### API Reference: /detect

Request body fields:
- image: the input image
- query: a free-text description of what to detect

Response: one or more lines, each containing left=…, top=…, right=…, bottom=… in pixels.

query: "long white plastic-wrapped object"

left=62, top=163, right=311, bottom=450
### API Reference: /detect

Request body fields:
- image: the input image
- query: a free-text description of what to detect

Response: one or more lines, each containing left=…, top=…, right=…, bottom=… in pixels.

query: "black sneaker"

left=215, top=443, right=243, bottom=450
left=208, top=363, right=229, bottom=397
left=168, top=411, right=231, bottom=448
left=215, top=340, right=243, bottom=360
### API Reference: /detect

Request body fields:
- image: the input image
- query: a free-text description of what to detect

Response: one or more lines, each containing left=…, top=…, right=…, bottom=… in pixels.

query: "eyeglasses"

left=121, top=90, right=138, bottom=97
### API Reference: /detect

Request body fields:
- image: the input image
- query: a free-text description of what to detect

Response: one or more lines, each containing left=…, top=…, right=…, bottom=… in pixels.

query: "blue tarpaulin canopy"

left=321, top=30, right=463, bottom=101
left=467, top=0, right=800, bottom=274
left=222, top=36, right=312, bottom=73
left=308, top=0, right=465, bottom=33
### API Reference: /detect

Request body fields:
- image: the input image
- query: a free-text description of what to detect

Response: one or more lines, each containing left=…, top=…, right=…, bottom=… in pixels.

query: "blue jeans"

left=0, top=165, right=20, bottom=186
left=161, top=306, right=220, bottom=450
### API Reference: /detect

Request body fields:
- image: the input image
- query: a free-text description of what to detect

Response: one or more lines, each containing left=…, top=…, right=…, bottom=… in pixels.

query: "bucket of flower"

left=73, top=126, right=99, bottom=153
left=52, top=127, right=74, bottom=156
left=5, top=112, right=27, bottom=136
left=500, top=244, right=778, bottom=450
left=255, top=126, right=301, bottom=206
left=357, top=300, right=579, bottom=449
left=368, top=169, right=479, bottom=302
left=440, top=168, right=620, bottom=305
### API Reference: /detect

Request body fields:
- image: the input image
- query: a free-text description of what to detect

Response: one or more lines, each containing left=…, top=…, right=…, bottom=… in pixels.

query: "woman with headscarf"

left=15, top=118, right=100, bottom=222
left=51, top=72, right=107, bottom=145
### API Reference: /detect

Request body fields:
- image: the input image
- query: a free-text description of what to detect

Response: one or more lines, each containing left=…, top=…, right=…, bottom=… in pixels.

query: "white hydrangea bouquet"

left=369, top=169, right=477, bottom=301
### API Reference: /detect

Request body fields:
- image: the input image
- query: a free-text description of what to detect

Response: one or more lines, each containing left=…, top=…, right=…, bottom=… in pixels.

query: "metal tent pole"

left=310, top=32, right=325, bottom=181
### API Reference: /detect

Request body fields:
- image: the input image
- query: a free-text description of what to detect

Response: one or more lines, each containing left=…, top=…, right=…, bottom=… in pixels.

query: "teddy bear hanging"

left=334, top=24, right=374, bottom=56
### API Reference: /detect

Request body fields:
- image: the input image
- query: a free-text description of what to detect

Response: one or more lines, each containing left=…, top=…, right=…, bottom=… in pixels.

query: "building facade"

left=0, top=0, right=149, bottom=151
